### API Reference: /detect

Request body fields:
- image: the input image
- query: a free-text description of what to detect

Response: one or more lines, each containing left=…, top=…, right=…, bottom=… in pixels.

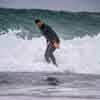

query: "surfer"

left=35, top=19, right=60, bottom=66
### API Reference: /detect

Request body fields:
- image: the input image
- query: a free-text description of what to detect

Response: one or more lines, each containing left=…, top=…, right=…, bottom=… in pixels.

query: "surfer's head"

left=35, top=19, right=44, bottom=29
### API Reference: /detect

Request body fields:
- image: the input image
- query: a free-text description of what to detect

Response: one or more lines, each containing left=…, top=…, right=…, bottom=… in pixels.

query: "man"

left=35, top=19, right=60, bottom=66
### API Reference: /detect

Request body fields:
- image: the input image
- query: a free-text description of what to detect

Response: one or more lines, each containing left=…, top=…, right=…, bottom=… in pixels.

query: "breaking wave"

left=0, top=29, right=100, bottom=74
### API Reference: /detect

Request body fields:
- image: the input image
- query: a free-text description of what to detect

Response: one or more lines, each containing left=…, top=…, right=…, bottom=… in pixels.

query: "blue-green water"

left=0, top=8, right=100, bottom=39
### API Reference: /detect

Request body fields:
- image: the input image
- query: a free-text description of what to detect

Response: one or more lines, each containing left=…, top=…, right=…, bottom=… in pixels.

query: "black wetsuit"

left=40, top=24, right=60, bottom=66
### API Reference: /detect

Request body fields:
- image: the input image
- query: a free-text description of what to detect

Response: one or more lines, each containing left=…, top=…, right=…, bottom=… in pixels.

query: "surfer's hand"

left=53, top=41, right=60, bottom=48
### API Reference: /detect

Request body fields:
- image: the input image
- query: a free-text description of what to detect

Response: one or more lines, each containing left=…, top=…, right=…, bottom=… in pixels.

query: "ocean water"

left=0, top=8, right=100, bottom=39
left=0, top=8, right=100, bottom=100
left=0, top=72, right=100, bottom=100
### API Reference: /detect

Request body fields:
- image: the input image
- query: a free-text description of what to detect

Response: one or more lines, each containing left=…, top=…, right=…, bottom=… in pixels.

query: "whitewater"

left=0, top=30, right=100, bottom=74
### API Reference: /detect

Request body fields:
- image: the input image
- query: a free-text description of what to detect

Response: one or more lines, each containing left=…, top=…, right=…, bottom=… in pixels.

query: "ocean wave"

left=0, top=30, right=100, bottom=74
left=0, top=8, right=100, bottom=39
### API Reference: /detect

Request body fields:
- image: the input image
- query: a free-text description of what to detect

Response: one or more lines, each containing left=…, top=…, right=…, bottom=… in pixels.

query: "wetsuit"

left=40, top=24, right=60, bottom=66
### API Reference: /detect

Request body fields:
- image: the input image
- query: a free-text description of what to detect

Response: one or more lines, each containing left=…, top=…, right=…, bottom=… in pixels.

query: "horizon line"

left=0, top=7, right=100, bottom=13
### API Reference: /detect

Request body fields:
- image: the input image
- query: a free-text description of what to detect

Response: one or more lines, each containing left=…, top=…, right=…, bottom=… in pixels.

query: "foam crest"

left=0, top=30, right=100, bottom=74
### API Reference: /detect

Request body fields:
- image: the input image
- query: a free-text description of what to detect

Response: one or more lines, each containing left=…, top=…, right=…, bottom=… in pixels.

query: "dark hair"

left=34, top=19, right=41, bottom=24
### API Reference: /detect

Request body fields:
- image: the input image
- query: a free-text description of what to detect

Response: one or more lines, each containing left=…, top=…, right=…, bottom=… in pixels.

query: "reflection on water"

left=0, top=72, right=100, bottom=99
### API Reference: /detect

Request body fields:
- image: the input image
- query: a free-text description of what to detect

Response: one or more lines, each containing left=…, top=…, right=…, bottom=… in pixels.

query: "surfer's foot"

left=55, top=63, right=58, bottom=67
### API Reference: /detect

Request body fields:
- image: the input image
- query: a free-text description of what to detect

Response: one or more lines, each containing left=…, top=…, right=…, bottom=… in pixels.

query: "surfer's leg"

left=49, top=47, right=57, bottom=66
left=44, top=43, right=51, bottom=63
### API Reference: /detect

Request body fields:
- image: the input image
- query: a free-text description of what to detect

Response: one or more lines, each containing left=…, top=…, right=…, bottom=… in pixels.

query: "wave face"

left=0, top=8, right=100, bottom=39
left=0, top=8, right=100, bottom=74
left=0, top=30, right=100, bottom=74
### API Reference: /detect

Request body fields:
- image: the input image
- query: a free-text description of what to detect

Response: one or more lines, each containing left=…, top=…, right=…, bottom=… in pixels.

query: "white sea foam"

left=0, top=30, right=100, bottom=74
